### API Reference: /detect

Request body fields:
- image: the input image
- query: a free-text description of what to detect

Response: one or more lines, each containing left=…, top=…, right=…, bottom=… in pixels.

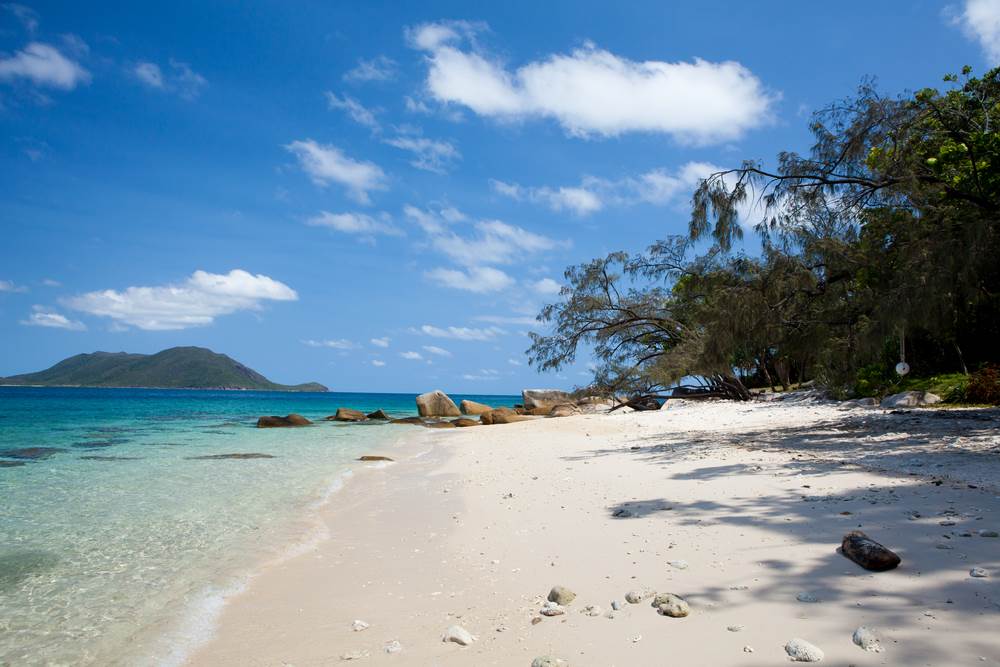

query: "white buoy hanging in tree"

left=895, top=330, right=909, bottom=376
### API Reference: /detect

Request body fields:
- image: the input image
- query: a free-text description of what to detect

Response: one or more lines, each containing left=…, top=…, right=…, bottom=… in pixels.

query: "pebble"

left=970, top=567, right=989, bottom=578
left=625, top=588, right=654, bottom=603
left=652, top=593, right=690, bottom=617
left=540, top=601, right=565, bottom=616
left=384, top=640, right=402, bottom=654
left=531, top=657, right=568, bottom=667
left=852, top=626, right=882, bottom=652
left=668, top=559, right=689, bottom=570
left=548, top=585, right=576, bottom=605
left=796, top=592, right=820, bottom=603
left=611, top=600, right=621, bottom=610
left=785, top=638, right=824, bottom=662
left=352, top=619, right=370, bottom=632
left=442, top=625, right=476, bottom=646
left=581, top=604, right=602, bottom=617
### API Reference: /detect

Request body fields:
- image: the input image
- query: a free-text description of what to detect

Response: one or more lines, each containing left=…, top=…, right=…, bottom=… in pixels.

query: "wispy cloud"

left=462, top=368, right=500, bottom=381
left=0, top=279, right=27, bottom=293
left=343, top=55, right=397, bottom=83
left=384, top=135, right=460, bottom=174
left=306, top=211, right=402, bottom=238
left=370, top=336, right=390, bottom=348
left=422, top=344, right=452, bottom=357
left=303, top=338, right=358, bottom=349
left=65, top=269, right=297, bottom=331
left=286, top=139, right=386, bottom=204
left=0, top=41, right=90, bottom=90
left=371, top=359, right=386, bottom=367
left=132, top=59, right=208, bottom=100
left=20, top=305, right=85, bottom=330
left=425, top=265, right=514, bottom=293
left=406, top=21, right=775, bottom=143
left=400, top=350, right=424, bottom=360
left=417, top=324, right=505, bottom=341
left=326, top=91, right=381, bottom=130
left=3, top=3, right=39, bottom=33
left=491, top=180, right=602, bottom=216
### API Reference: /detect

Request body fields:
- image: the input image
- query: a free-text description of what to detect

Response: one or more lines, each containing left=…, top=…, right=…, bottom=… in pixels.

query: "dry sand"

left=188, top=398, right=1000, bottom=666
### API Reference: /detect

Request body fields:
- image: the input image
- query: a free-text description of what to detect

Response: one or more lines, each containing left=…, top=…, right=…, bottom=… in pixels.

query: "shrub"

left=965, top=365, right=1000, bottom=405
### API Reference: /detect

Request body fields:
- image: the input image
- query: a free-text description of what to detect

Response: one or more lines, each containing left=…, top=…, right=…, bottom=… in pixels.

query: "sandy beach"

left=189, top=398, right=1000, bottom=666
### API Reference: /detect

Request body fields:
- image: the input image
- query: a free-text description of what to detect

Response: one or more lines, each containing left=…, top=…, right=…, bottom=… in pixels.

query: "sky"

left=1, top=0, right=997, bottom=393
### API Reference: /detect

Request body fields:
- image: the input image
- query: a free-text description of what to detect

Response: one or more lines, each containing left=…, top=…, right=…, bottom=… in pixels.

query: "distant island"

left=0, top=346, right=328, bottom=392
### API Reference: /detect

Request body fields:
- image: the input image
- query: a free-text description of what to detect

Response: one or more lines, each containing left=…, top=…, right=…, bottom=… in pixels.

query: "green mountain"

left=0, top=347, right=327, bottom=392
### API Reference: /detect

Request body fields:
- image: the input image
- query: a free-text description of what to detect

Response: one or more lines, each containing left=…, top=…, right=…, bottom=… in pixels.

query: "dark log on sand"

left=841, top=531, right=901, bottom=571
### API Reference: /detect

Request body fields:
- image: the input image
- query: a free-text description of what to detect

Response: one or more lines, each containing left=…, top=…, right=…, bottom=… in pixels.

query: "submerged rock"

left=441, top=625, right=476, bottom=646
left=785, top=638, right=824, bottom=662
left=187, top=453, right=275, bottom=460
left=358, top=455, right=394, bottom=462
left=841, top=531, right=901, bottom=571
left=459, top=399, right=493, bottom=415
left=416, top=390, right=461, bottom=417
left=256, top=414, right=312, bottom=428
left=547, top=585, right=576, bottom=605
left=1, top=447, right=65, bottom=460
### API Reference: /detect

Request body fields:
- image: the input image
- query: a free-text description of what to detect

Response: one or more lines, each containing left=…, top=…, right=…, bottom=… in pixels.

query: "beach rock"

left=256, top=414, right=312, bottom=428
left=352, top=619, right=370, bottom=632
left=531, top=657, right=568, bottom=667
left=460, top=399, right=493, bottom=415
left=785, top=638, right=824, bottom=662
left=795, top=592, right=820, bottom=603
left=358, top=455, right=394, bottom=462
left=547, top=585, right=576, bottom=605
left=424, top=421, right=457, bottom=429
left=1, top=447, right=65, bottom=460
left=389, top=416, right=425, bottom=425
left=970, top=567, right=989, bottom=578
left=625, top=588, right=655, bottom=604
left=582, top=604, right=602, bottom=616
left=329, top=408, right=367, bottom=422
left=383, top=640, right=402, bottom=654
left=450, top=418, right=479, bottom=427
left=548, top=403, right=582, bottom=418
left=481, top=408, right=534, bottom=425
left=441, top=625, right=476, bottom=646
left=187, top=453, right=276, bottom=460
left=366, top=409, right=391, bottom=420
left=841, top=531, right=901, bottom=571
left=653, top=593, right=689, bottom=617
left=539, top=601, right=565, bottom=616
left=880, top=391, right=942, bottom=408
left=522, top=389, right=573, bottom=411
left=416, top=390, right=461, bottom=417
left=852, top=626, right=882, bottom=652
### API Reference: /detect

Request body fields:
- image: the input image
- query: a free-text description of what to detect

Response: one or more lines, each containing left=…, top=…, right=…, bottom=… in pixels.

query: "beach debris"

left=785, top=638, right=825, bottom=662
left=581, top=604, right=602, bottom=616
left=652, top=593, right=690, bottom=617
left=852, top=626, right=883, bottom=652
left=358, top=455, right=394, bottom=462
left=328, top=408, right=367, bottom=422
left=547, top=585, right=576, bottom=605
left=668, top=559, right=689, bottom=570
left=840, top=531, right=901, bottom=571
left=340, top=649, right=370, bottom=660
left=186, top=453, right=275, bottom=460
left=540, top=601, right=565, bottom=616
left=416, top=390, right=461, bottom=417
left=366, top=409, right=391, bottom=420
left=728, top=625, right=744, bottom=632
left=625, top=588, right=655, bottom=603
left=383, top=639, right=402, bottom=654
left=352, top=619, right=369, bottom=632
left=531, top=657, right=569, bottom=667
left=441, top=625, right=477, bottom=646
left=796, top=592, right=820, bottom=603
left=970, top=567, right=989, bottom=578
left=256, top=414, right=311, bottom=428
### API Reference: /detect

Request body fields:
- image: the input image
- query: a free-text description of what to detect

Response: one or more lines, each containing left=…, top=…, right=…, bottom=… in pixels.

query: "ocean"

left=0, top=386, right=517, bottom=665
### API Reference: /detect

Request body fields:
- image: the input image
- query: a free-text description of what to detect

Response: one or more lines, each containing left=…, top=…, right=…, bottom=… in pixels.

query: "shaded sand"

left=188, top=400, right=1000, bottom=666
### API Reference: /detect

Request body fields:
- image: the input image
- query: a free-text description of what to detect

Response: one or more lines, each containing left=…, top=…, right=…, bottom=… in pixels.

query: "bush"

left=965, top=365, right=1000, bottom=405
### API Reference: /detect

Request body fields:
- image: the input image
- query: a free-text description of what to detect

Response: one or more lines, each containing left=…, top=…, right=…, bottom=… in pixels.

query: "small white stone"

left=852, top=626, right=882, bottom=652
left=970, top=567, right=989, bottom=578
left=352, top=619, right=370, bottom=632
left=384, top=640, right=402, bottom=654
left=625, top=588, right=654, bottom=603
left=668, top=559, right=689, bottom=570
left=785, top=638, right=824, bottom=662
left=581, top=604, right=603, bottom=616
left=442, top=625, right=477, bottom=646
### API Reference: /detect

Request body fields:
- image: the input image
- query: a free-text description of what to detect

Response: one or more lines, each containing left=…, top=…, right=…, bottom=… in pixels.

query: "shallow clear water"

left=0, top=387, right=516, bottom=665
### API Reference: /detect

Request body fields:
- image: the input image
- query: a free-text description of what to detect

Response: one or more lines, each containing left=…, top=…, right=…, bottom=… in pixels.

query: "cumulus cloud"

left=286, top=139, right=386, bottom=204
left=425, top=265, right=515, bottom=293
left=303, top=338, right=358, bottom=349
left=343, top=55, right=397, bottom=83
left=384, top=135, right=460, bottom=174
left=952, top=0, right=1000, bottom=61
left=417, top=324, right=505, bottom=340
left=132, top=59, right=206, bottom=99
left=306, top=211, right=402, bottom=238
left=370, top=336, right=390, bottom=347
left=0, top=41, right=90, bottom=90
left=400, top=350, right=424, bottom=360
left=326, top=91, right=381, bottom=130
left=65, top=269, right=297, bottom=331
left=407, top=22, right=775, bottom=143
left=20, top=305, right=85, bottom=330
left=422, top=344, right=452, bottom=357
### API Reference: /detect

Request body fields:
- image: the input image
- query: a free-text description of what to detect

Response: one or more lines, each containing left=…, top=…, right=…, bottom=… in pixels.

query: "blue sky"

left=1, top=0, right=996, bottom=393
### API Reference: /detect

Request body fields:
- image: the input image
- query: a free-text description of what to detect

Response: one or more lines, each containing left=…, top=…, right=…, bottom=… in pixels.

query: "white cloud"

left=3, top=4, right=39, bottom=33
left=507, top=358, right=522, bottom=366
left=432, top=219, right=563, bottom=267
left=422, top=344, right=452, bottom=357
left=425, top=265, right=515, bottom=293
left=474, top=314, right=538, bottom=326
left=326, top=92, right=380, bottom=130
left=303, top=338, right=357, bottom=349
left=132, top=59, right=206, bottom=99
left=531, top=277, right=561, bottom=295
left=400, top=350, right=424, bottom=360
left=371, top=359, right=386, bottom=367
left=0, top=279, right=27, bottom=293
left=384, top=135, right=460, bottom=174
left=343, top=55, right=397, bottom=83
left=286, top=139, right=387, bottom=204
left=41, top=278, right=60, bottom=287
left=403, top=204, right=452, bottom=233
left=0, top=42, right=90, bottom=90
left=491, top=179, right=602, bottom=216
left=418, top=324, right=505, bottom=341
left=133, top=61, right=163, bottom=88
left=952, top=0, right=1000, bottom=61
left=370, top=336, right=390, bottom=347
left=306, top=211, right=402, bottom=237
left=462, top=369, right=499, bottom=381
left=20, top=305, right=85, bottom=330
left=65, top=269, right=297, bottom=331
left=407, top=23, right=775, bottom=143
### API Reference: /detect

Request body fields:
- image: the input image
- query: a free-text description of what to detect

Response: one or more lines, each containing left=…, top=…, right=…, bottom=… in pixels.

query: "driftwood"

left=841, top=531, right=901, bottom=571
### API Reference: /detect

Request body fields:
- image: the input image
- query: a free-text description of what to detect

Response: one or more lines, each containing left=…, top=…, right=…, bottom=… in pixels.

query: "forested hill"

left=0, top=346, right=328, bottom=392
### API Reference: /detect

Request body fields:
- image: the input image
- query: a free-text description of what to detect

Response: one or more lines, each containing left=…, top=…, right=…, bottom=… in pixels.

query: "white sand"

left=188, top=399, right=1000, bottom=666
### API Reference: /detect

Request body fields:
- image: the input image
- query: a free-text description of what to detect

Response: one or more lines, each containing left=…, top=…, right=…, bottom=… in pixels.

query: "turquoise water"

left=0, top=387, right=516, bottom=666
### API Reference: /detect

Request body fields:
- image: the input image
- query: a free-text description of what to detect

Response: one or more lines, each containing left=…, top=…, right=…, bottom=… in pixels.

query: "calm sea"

left=0, top=386, right=517, bottom=666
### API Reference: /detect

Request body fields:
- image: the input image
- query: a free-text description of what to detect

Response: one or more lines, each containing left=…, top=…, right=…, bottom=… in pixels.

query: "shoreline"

left=187, top=400, right=1000, bottom=665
